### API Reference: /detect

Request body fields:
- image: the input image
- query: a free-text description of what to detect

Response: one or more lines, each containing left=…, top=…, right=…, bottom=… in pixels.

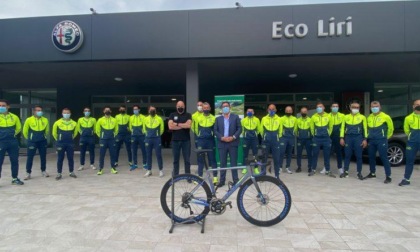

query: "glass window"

left=269, top=94, right=293, bottom=103
left=126, top=96, right=149, bottom=105
left=375, top=85, right=409, bottom=103
left=245, top=94, right=267, bottom=103
left=92, top=96, right=125, bottom=104
left=410, top=85, right=420, bottom=101
left=295, top=93, right=333, bottom=103
left=31, top=90, right=57, bottom=105
left=3, top=90, right=29, bottom=104
left=150, top=95, right=183, bottom=103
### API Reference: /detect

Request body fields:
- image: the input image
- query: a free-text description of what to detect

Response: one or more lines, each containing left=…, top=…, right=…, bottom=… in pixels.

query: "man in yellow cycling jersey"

left=399, top=99, right=420, bottom=186
left=76, top=107, right=96, bottom=171
left=23, top=105, right=50, bottom=179
left=294, top=106, right=312, bottom=173
left=95, top=106, right=118, bottom=175
left=241, top=108, right=260, bottom=175
left=366, top=101, right=393, bottom=183
left=115, top=105, right=132, bottom=167
left=329, top=102, right=345, bottom=174
left=143, top=106, right=164, bottom=177
left=279, top=106, right=296, bottom=174
left=129, top=105, right=147, bottom=171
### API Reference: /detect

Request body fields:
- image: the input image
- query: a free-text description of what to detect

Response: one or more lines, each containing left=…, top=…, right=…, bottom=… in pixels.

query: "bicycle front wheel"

left=237, top=176, right=292, bottom=227
left=160, top=174, right=212, bottom=224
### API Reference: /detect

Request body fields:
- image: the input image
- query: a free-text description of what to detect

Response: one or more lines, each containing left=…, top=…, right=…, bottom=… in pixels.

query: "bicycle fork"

left=251, top=176, right=267, bottom=204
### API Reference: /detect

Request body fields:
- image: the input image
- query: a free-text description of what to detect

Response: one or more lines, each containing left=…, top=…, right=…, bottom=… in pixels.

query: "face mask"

left=269, top=110, right=276, bottom=116
left=301, top=113, right=307, bottom=118
left=36, top=111, right=43, bottom=117
left=371, top=107, right=380, bottom=113
left=285, top=112, right=292, bottom=116
left=133, top=109, right=139, bottom=115
left=222, top=107, right=230, bottom=114
left=331, top=107, right=339, bottom=113
left=197, top=106, right=203, bottom=112
left=84, top=111, right=90, bottom=117
left=0, top=107, right=7, bottom=114
left=104, top=111, right=111, bottom=116
left=177, top=107, right=184, bottom=114
left=351, top=109, right=359, bottom=114
left=203, top=110, right=210, bottom=115
left=247, top=112, right=253, bottom=117
left=316, top=107, right=323, bottom=113
left=150, top=110, right=156, bottom=116
left=415, top=106, right=420, bottom=111
left=63, top=114, right=70, bottom=119
left=120, top=110, right=126, bottom=114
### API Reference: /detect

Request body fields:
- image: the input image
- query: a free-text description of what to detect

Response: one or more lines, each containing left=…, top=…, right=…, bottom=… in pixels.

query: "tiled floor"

left=0, top=149, right=420, bottom=251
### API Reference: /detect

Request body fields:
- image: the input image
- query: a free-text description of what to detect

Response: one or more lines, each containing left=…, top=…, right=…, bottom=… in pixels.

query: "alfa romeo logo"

left=52, top=20, right=84, bottom=53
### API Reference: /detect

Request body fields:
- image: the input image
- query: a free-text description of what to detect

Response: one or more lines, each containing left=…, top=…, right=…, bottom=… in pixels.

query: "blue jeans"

left=0, top=139, right=19, bottom=178
left=196, top=138, right=218, bottom=177
left=243, top=137, right=258, bottom=164
left=297, top=138, right=312, bottom=172
left=79, top=137, right=95, bottom=166
left=344, top=135, right=364, bottom=173
left=145, top=137, right=163, bottom=171
left=99, top=138, right=116, bottom=169
left=312, top=137, right=331, bottom=171
left=404, top=141, right=420, bottom=180
left=279, top=136, right=294, bottom=168
left=26, top=139, right=47, bottom=173
left=368, top=138, right=391, bottom=177
left=115, top=133, right=132, bottom=164
left=131, top=135, right=146, bottom=166
left=56, top=142, right=74, bottom=173
left=172, top=140, right=191, bottom=176
left=331, top=135, right=343, bottom=168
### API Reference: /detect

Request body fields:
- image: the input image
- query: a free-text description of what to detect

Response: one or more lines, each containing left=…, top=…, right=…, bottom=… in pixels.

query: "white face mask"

left=351, top=109, right=359, bottom=114
left=197, top=106, right=203, bottom=112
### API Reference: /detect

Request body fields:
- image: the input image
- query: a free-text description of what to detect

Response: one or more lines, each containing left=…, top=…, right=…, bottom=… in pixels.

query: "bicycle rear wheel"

left=237, top=175, right=292, bottom=226
left=160, top=174, right=212, bottom=223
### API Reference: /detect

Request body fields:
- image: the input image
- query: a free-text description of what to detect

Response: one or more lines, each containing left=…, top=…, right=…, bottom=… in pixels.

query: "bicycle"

left=160, top=153, right=292, bottom=227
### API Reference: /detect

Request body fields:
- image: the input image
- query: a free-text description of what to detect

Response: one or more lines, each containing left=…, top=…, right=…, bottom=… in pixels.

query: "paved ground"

left=0, top=149, right=420, bottom=251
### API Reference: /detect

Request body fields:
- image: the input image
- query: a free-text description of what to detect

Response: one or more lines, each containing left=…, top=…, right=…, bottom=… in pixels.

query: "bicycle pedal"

left=225, top=201, right=232, bottom=209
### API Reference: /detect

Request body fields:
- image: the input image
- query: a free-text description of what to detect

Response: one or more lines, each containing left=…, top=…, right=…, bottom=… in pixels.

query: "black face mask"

left=301, top=113, right=307, bottom=118
left=150, top=110, right=156, bottom=116
left=415, top=106, right=420, bottom=111
left=285, top=112, right=292, bottom=116
left=104, top=111, right=111, bottom=116
left=177, top=107, right=184, bottom=114
left=120, top=110, right=126, bottom=114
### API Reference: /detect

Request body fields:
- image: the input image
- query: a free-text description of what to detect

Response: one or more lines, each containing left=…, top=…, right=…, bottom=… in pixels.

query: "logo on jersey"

left=52, top=20, right=84, bottom=53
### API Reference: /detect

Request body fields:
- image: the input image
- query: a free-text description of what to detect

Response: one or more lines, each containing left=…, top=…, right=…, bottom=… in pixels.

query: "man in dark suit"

left=214, top=101, right=242, bottom=187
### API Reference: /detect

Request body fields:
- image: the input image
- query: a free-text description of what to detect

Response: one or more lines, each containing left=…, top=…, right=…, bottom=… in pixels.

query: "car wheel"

left=387, top=142, right=405, bottom=167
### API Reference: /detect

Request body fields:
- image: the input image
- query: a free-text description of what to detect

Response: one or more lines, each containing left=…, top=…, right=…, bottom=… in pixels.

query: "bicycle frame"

left=189, top=164, right=266, bottom=207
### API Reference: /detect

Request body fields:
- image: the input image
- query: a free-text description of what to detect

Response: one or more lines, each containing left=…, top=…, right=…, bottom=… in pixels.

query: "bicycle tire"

left=160, top=174, right=212, bottom=224
left=236, top=175, right=292, bottom=227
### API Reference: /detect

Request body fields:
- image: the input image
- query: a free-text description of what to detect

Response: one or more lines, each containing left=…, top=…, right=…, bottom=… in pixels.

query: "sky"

left=0, top=0, right=414, bottom=19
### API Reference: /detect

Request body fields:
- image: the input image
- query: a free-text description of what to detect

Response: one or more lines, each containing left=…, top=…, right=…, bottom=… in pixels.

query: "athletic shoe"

left=11, top=178, right=24, bottom=185
left=159, top=170, right=164, bottom=178
left=42, top=171, right=49, bottom=177
left=384, top=177, right=392, bottom=184
left=357, top=173, right=364, bottom=180
left=143, top=164, right=148, bottom=170
left=90, top=164, right=96, bottom=170
left=110, top=168, right=118, bottom=174
left=24, top=173, right=31, bottom=180
left=340, top=171, right=349, bottom=178
left=364, top=173, right=376, bottom=179
left=242, top=168, right=247, bottom=174
left=253, top=168, right=260, bottom=175
left=296, top=167, right=302, bottom=173
left=77, top=166, right=84, bottom=171
left=308, top=170, right=315, bottom=176
left=128, top=162, right=133, bottom=166
left=114, top=162, right=119, bottom=167
left=399, top=179, right=410, bottom=186
left=144, top=170, right=152, bottom=177
left=55, top=174, right=62, bottom=180
left=97, top=169, right=103, bottom=175
left=213, top=177, right=218, bottom=185
left=286, top=168, right=293, bottom=174
left=130, top=164, right=138, bottom=171
left=69, top=172, right=77, bottom=178
left=320, top=167, right=326, bottom=174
